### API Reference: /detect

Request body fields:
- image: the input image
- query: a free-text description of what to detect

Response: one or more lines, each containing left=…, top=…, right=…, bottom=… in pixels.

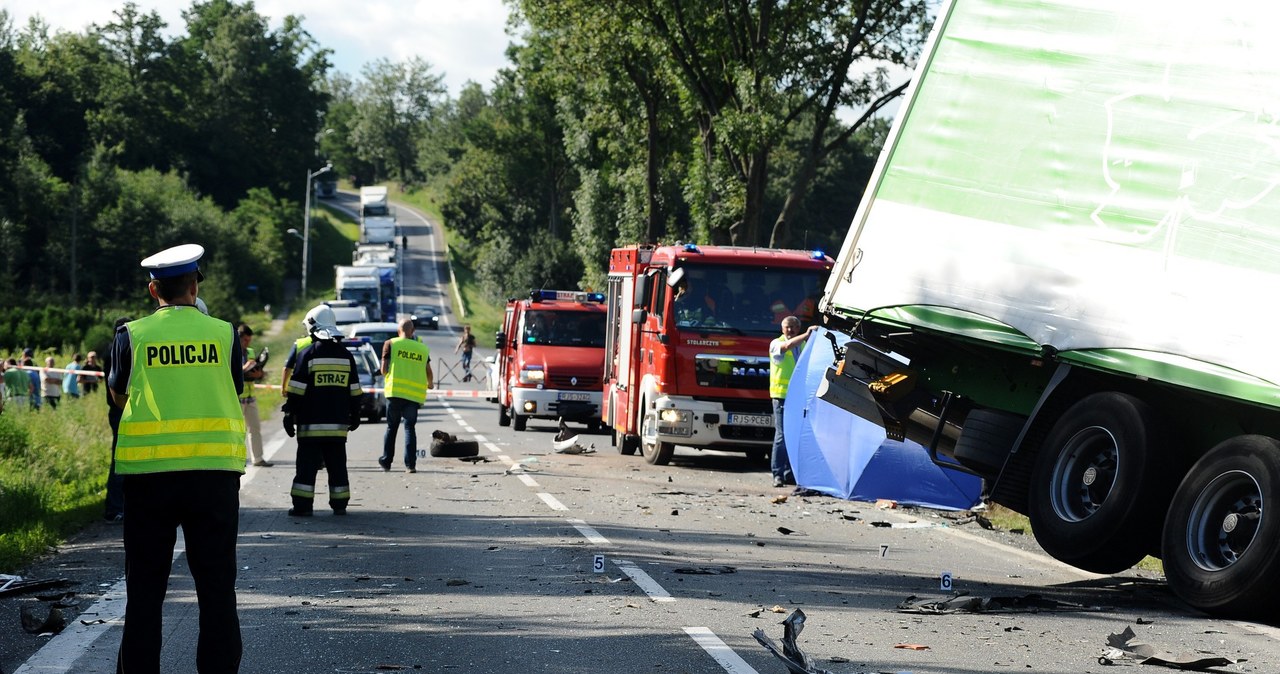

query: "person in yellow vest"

left=769, top=315, right=817, bottom=488
left=107, top=243, right=246, bottom=673
left=238, top=323, right=272, bottom=467
left=379, top=318, right=433, bottom=473
left=283, top=305, right=363, bottom=516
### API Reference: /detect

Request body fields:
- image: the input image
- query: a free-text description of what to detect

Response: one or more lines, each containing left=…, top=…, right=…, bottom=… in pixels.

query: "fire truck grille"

left=547, top=374, right=601, bottom=389
left=719, top=425, right=775, bottom=441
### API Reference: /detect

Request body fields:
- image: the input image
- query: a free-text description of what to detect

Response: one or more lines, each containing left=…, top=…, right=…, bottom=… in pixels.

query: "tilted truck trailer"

left=818, top=0, right=1280, bottom=618
left=604, top=244, right=832, bottom=465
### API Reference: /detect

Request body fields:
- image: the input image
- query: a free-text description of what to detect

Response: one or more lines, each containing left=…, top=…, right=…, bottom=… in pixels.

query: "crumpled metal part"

left=897, top=591, right=1102, bottom=614
left=1101, top=626, right=1246, bottom=671
left=752, top=608, right=835, bottom=674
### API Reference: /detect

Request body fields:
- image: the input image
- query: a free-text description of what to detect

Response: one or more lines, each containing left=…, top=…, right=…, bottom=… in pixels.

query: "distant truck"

left=602, top=244, right=832, bottom=465
left=818, top=0, right=1280, bottom=619
left=353, top=243, right=395, bottom=266
left=495, top=290, right=608, bottom=432
left=334, top=266, right=381, bottom=322
left=359, top=185, right=389, bottom=217
left=361, top=216, right=397, bottom=246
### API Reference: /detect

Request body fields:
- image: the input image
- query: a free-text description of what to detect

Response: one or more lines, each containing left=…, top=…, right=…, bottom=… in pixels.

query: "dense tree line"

left=2, top=0, right=929, bottom=345
left=0, top=1, right=328, bottom=347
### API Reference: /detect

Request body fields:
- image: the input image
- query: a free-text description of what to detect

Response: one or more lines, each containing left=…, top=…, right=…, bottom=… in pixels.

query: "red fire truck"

left=603, top=244, right=833, bottom=464
left=495, top=290, right=608, bottom=431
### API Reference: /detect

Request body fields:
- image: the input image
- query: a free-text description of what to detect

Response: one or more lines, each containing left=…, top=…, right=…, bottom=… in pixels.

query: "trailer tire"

left=640, top=397, right=674, bottom=465
left=1029, top=392, right=1172, bottom=574
left=1161, top=435, right=1280, bottom=619
left=430, top=438, right=480, bottom=458
left=513, top=414, right=527, bottom=432
left=954, top=409, right=1026, bottom=475
left=498, top=403, right=511, bottom=427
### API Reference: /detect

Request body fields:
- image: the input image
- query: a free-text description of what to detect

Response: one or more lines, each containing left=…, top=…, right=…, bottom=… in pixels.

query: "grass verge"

left=983, top=504, right=1164, bottom=575
left=0, top=395, right=111, bottom=572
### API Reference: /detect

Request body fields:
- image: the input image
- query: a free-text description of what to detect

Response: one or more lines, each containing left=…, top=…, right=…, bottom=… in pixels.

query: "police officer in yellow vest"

left=379, top=318, right=433, bottom=472
left=108, top=243, right=246, bottom=673
left=238, top=323, right=272, bottom=467
left=768, top=315, right=817, bottom=488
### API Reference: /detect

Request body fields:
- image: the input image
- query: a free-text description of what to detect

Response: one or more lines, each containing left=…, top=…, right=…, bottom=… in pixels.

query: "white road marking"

left=485, top=443, right=502, bottom=454
left=615, top=560, right=675, bottom=602
left=473, top=434, right=488, bottom=442
left=517, top=474, right=539, bottom=488
left=537, top=492, right=568, bottom=511
left=463, top=426, right=476, bottom=433
left=567, top=519, right=611, bottom=546
left=497, top=455, right=512, bottom=463
left=683, top=627, right=761, bottom=674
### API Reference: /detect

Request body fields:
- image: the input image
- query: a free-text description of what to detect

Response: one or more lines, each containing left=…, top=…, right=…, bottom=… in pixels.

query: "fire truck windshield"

left=671, top=263, right=824, bottom=334
left=521, top=310, right=608, bottom=347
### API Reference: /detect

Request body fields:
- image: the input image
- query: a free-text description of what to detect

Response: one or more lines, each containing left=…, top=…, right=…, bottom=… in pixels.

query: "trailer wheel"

left=640, top=398, right=674, bottom=465
left=513, top=414, right=527, bottom=432
left=1029, top=392, right=1172, bottom=573
left=615, top=428, right=639, bottom=456
left=1161, top=435, right=1280, bottom=618
left=497, top=403, right=511, bottom=427
left=430, top=438, right=480, bottom=458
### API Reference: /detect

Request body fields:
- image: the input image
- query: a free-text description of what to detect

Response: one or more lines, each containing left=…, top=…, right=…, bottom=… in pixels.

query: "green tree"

left=351, top=57, right=446, bottom=185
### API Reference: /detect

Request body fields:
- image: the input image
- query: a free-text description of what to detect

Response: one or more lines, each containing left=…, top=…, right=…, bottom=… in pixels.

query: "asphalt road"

left=4, top=203, right=1280, bottom=674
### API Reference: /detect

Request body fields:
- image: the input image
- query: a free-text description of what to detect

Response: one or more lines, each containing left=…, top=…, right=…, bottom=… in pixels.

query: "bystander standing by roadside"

left=80, top=350, right=103, bottom=394
left=23, top=357, right=42, bottom=410
left=3, top=357, right=28, bottom=411
left=63, top=352, right=82, bottom=399
left=41, top=356, right=63, bottom=410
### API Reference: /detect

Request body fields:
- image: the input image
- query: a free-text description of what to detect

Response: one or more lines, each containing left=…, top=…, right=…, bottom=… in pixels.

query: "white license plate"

left=558, top=392, right=591, bottom=402
left=728, top=413, right=772, bottom=427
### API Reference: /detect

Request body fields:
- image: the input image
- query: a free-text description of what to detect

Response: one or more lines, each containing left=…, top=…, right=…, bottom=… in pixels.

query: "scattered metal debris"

left=752, top=608, right=835, bottom=674
left=1099, top=626, right=1246, bottom=670
left=894, top=643, right=930, bottom=651
left=897, top=591, right=1103, bottom=614
left=0, top=575, right=70, bottom=598
left=673, top=566, right=737, bottom=575
left=777, top=527, right=802, bottom=535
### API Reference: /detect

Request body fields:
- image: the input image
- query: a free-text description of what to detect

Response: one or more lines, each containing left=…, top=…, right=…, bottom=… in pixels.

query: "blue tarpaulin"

left=782, top=328, right=983, bottom=511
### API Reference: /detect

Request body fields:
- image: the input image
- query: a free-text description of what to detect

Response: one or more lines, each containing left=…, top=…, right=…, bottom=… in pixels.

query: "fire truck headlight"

left=657, top=409, right=692, bottom=436
left=519, top=368, right=545, bottom=384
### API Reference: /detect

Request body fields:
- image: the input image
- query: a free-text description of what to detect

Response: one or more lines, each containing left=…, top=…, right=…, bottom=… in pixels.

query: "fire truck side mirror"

left=634, top=274, right=649, bottom=308
left=495, top=331, right=506, bottom=349
left=631, top=308, right=646, bottom=324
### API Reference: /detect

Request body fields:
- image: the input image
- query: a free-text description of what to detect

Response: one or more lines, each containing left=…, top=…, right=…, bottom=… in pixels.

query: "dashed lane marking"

left=614, top=560, right=675, bottom=602
left=684, top=628, right=761, bottom=674
left=567, top=519, right=611, bottom=546
left=517, top=474, right=539, bottom=488
left=537, top=492, right=568, bottom=511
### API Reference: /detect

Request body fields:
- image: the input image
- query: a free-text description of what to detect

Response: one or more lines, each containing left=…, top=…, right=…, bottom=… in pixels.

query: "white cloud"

left=6, top=0, right=514, bottom=96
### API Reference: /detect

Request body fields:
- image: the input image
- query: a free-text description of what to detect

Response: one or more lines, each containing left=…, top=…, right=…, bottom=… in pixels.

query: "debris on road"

left=771, top=495, right=789, bottom=504
left=1099, top=626, right=1246, bottom=670
left=673, top=565, right=736, bottom=575
left=894, top=643, right=930, bottom=651
left=0, top=574, right=70, bottom=598
left=777, top=527, right=802, bottom=535
left=752, top=608, right=835, bottom=674
left=897, top=591, right=1103, bottom=614
left=20, top=604, right=67, bottom=635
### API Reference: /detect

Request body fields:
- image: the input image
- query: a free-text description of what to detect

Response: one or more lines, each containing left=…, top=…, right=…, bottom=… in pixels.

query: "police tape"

left=9, top=366, right=491, bottom=397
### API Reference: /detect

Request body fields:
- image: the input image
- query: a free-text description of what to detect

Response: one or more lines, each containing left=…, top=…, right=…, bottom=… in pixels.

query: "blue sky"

left=7, top=0, right=517, bottom=97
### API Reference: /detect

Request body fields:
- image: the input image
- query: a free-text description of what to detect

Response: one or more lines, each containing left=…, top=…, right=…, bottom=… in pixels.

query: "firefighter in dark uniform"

left=283, top=305, right=363, bottom=516
left=108, top=243, right=245, bottom=673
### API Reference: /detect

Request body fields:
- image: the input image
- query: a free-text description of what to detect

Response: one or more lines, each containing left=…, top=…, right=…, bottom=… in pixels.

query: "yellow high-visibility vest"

left=769, top=334, right=797, bottom=400
left=116, top=306, right=246, bottom=474
left=385, top=336, right=429, bottom=403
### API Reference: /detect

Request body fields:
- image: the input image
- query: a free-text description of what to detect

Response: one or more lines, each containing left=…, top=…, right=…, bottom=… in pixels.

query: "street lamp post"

left=301, top=162, right=333, bottom=301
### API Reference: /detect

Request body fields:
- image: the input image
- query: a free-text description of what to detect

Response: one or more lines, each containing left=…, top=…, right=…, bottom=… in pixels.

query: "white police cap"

left=141, top=243, right=206, bottom=281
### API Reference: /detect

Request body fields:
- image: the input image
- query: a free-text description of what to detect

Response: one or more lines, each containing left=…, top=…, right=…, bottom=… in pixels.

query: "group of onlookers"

left=0, top=349, right=104, bottom=413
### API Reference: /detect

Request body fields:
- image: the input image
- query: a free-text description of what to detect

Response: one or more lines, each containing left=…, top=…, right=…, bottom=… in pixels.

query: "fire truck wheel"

left=498, top=403, right=511, bottom=427
left=616, top=428, right=639, bottom=456
left=745, top=448, right=769, bottom=464
left=640, top=401, right=674, bottom=465
left=513, top=414, right=528, bottom=431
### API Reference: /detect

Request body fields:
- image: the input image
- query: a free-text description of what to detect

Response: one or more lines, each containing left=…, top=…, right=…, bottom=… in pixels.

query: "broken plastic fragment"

left=1104, top=626, right=1246, bottom=670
